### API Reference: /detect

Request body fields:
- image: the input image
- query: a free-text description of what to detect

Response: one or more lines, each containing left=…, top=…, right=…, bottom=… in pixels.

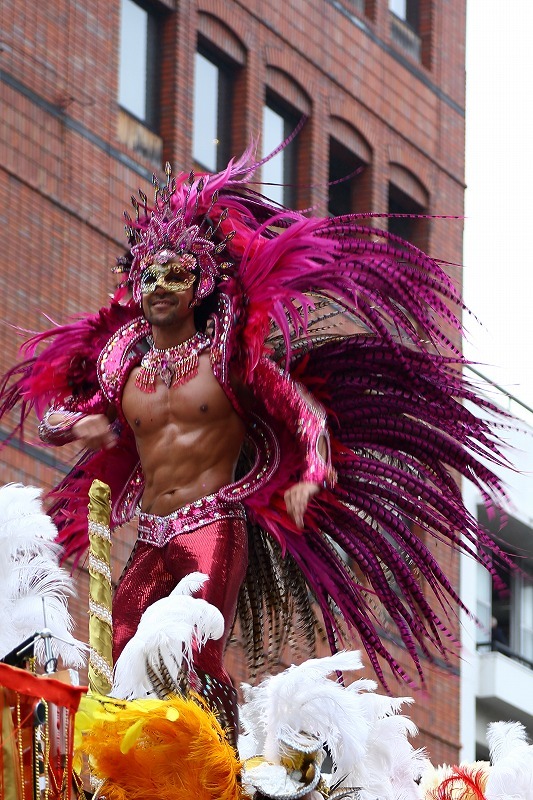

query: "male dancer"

left=39, top=234, right=332, bottom=734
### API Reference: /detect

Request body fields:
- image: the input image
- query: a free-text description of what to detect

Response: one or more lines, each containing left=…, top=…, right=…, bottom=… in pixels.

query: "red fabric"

left=0, top=664, right=86, bottom=799
left=0, top=663, right=86, bottom=711
left=112, top=515, right=248, bottom=686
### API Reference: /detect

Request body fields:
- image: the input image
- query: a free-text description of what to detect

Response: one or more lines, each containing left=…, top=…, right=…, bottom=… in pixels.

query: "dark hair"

left=194, top=288, right=219, bottom=332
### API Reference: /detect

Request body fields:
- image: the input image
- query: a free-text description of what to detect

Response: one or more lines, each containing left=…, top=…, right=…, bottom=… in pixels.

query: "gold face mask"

left=140, top=256, right=197, bottom=296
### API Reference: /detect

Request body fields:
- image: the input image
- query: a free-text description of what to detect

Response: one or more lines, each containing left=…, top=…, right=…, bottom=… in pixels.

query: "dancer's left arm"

left=250, top=357, right=337, bottom=528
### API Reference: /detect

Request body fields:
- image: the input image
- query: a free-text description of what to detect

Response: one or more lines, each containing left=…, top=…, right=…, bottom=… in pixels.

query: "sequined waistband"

left=137, top=493, right=247, bottom=547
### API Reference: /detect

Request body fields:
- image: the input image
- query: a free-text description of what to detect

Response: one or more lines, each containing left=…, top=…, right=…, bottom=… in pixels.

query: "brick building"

left=1, top=0, right=467, bottom=765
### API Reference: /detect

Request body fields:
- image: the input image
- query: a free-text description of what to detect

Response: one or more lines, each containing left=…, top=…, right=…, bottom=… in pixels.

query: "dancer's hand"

left=73, top=414, right=117, bottom=450
left=284, top=481, right=320, bottom=529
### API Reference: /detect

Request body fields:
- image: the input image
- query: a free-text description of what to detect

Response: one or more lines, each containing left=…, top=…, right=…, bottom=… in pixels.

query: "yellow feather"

left=120, top=717, right=145, bottom=754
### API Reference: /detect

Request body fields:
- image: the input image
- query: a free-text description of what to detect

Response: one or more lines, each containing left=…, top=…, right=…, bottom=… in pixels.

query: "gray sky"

left=464, top=1, right=533, bottom=415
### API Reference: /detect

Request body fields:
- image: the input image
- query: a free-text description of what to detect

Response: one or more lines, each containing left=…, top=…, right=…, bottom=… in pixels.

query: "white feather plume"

left=111, top=571, right=225, bottom=699
left=0, top=483, right=85, bottom=667
left=485, top=720, right=533, bottom=800
left=486, top=720, right=529, bottom=764
left=239, top=651, right=370, bottom=776
left=0, top=483, right=58, bottom=545
left=174, top=572, right=210, bottom=597
left=239, top=653, right=426, bottom=799
left=343, top=707, right=427, bottom=800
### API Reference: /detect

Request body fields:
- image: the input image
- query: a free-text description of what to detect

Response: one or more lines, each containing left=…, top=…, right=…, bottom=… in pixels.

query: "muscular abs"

left=121, top=350, right=246, bottom=516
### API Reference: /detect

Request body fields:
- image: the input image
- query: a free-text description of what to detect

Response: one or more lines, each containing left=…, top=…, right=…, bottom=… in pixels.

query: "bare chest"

left=121, top=353, right=236, bottom=434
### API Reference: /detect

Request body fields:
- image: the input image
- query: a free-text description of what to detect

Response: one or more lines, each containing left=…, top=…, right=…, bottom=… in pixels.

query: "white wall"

left=460, top=398, right=533, bottom=761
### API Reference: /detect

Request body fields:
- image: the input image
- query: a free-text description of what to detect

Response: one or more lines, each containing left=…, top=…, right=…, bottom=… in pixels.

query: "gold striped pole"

left=87, top=480, right=113, bottom=696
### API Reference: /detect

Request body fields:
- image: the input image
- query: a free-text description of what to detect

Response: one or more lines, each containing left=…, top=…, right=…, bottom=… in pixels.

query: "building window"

left=389, top=0, right=433, bottom=68
left=193, top=47, right=234, bottom=173
left=519, top=578, right=533, bottom=661
left=477, top=559, right=533, bottom=667
left=118, top=0, right=159, bottom=129
left=389, top=0, right=421, bottom=62
left=475, top=500, right=533, bottom=668
left=328, top=138, right=365, bottom=217
left=389, top=0, right=419, bottom=32
left=476, top=561, right=493, bottom=645
left=388, top=182, right=428, bottom=251
left=262, top=95, right=299, bottom=207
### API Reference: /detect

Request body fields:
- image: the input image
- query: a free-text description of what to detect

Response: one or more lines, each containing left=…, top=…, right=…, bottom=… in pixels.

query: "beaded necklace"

left=135, top=331, right=210, bottom=392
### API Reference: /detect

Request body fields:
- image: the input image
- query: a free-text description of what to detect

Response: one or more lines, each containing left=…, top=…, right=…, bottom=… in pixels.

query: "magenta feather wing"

left=243, top=333, right=514, bottom=689
left=0, top=301, right=140, bottom=561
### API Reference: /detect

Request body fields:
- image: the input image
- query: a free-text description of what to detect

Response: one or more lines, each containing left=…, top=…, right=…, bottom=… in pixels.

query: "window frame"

left=262, top=92, right=300, bottom=208
left=387, top=181, right=428, bottom=251
left=328, top=137, right=366, bottom=217
left=192, top=42, right=236, bottom=173
left=389, top=0, right=419, bottom=32
left=118, top=0, right=162, bottom=132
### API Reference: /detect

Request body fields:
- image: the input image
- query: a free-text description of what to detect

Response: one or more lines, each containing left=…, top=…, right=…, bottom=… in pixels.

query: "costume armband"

left=301, top=430, right=338, bottom=489
left=38, top=407, right=86, bottom=445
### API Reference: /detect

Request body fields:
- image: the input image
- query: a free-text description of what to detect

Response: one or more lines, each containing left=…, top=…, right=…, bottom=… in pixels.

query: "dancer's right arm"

left=39, top=407, right=117, bottom=450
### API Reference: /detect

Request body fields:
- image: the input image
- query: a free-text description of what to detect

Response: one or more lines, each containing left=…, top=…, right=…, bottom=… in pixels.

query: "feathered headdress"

left=120, top=162, right=242, bottom=304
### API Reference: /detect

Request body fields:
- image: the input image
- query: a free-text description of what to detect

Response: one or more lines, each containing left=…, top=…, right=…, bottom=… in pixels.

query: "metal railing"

left=465, top=365, right=533, bottom=425
left=476, top=640, right=533, bottom=671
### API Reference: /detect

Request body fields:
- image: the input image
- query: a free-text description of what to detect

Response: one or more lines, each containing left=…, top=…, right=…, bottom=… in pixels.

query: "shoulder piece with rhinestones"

left=97, top=317, right=151, bottom=402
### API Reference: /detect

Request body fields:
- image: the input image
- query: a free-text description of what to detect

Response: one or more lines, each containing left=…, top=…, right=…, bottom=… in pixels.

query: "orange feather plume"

left=76, top=693, right=242, bottom=800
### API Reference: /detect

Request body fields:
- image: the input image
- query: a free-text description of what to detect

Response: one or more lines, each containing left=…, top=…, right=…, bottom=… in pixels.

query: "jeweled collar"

left=135, top=331, right=210, bottom=391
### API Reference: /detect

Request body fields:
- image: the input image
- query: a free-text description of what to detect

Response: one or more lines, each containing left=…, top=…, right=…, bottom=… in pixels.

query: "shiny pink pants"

left=112, top=511, right=248, bottom=687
